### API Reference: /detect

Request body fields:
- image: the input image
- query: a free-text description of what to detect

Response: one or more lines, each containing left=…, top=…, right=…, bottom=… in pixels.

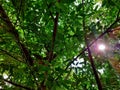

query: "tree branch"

left=52, top=12, right=59, bottom=45
left=65, top=15, right=120, bottom=71
left=82, top=0, right=102, bottom=89
left=3, top=79, right=33, bottom=90
left=0, top=4, right=40, bottom=88
left=0, top=5, right=33, bottom=66
left=86, top=41, right=103, bottom=90
left=84, top=21, right=103, bottom=90
left=48, top=3, right=60, bottom=62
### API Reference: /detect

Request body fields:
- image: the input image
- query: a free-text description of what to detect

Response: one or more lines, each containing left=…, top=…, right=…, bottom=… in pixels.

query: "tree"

left=0, top=0, right=120, bottom=90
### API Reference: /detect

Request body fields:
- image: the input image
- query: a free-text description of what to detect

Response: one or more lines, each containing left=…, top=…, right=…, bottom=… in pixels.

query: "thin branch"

left=0, top=49, right=24, bottom=63
left=64, top=68, right=72, bottom=80
left=46, top=3, right=55, bottom=21
left=116, top=9, right=120, bottom=20
left=3, top=79, right=33, bottom=90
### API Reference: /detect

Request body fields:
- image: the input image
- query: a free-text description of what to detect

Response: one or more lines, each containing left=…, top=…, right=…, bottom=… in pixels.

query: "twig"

left=0, top=49, right=24, bottom=63
left=116, top=9, right=120, bottom=20
left=3, top=79, right=33, bottom=90
left=64, top=68, right=72, bottom=80
left=46, top=2, right=55, bottom=21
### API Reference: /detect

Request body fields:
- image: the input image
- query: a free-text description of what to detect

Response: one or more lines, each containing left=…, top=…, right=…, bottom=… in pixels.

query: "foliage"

left=0, top=0, right=120, bottom=90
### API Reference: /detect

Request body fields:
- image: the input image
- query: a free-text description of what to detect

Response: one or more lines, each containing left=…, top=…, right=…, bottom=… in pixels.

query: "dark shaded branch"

left=3, top=79, right=33, bottom=90
left=86, top=42, right=103, bottom=90
left=0, top=5, right=33, bottom=66
left=52, top=12, right=59, bottom=45
left=48, top=9, right=59, bottom=62
left=83, top=16, right=102, bottom=90
left=19, top=43, right=33, bottom=66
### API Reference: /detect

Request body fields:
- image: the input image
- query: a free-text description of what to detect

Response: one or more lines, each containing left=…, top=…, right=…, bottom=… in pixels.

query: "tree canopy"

left=0, top=0, right=120, bottom=90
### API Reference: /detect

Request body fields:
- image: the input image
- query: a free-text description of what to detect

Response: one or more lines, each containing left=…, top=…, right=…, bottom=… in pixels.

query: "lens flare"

left=98, top=44, right=106, bottom=51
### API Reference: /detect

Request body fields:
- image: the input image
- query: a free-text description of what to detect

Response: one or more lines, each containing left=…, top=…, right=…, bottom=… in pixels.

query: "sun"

left=98, top=44, right=106, bottom=51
